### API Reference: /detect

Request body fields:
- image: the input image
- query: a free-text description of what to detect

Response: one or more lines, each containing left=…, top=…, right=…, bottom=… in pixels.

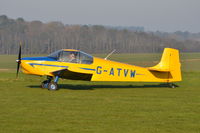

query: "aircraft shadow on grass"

left=27, top=83, right=172, bottom=90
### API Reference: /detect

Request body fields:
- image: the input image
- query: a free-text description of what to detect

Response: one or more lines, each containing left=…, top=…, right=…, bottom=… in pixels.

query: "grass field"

left=0, top=53, right=200, bottom=133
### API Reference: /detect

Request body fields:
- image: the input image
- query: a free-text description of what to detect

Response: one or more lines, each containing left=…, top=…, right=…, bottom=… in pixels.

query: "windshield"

left=48, top=50, right=62, bottom=60
left=48, top=50, right=93, bottom=64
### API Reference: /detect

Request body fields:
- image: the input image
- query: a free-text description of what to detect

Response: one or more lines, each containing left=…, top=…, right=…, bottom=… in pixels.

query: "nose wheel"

left=41, top=76, right=59, bottom=91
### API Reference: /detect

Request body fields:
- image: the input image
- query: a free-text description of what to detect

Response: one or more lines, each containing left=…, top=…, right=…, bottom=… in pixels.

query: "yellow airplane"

left=16, top=47, right=182, bottom=90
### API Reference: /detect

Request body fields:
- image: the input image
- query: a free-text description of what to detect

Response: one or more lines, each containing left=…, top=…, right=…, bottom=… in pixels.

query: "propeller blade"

left=18, top=44, right=21, bottom=61
left=16, top=44, right=22, bottom=78
left=16, top=61, right=20, bottom=77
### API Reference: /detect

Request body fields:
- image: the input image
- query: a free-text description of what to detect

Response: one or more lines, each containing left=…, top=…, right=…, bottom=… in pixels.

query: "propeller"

left=16, top=44, right=22, bottom=78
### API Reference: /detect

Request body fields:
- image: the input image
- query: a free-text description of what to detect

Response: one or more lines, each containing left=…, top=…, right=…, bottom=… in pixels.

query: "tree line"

left=0, top=15, right=200, bottom=55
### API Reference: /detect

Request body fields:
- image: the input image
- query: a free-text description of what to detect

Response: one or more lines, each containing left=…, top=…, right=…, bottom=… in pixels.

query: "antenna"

left=104, top=49, right=116, bottom=60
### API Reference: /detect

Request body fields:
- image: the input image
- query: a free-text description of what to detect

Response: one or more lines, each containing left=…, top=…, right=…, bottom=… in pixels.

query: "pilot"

left=69, top=52, right=77, bottom=63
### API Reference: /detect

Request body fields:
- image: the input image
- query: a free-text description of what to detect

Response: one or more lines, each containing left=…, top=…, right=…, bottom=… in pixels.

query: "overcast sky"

left=1, top=0, right=200, bottom=33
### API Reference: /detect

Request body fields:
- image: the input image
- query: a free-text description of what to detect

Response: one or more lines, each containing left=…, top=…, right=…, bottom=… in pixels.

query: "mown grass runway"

left=0, top=53, right=200, bottom=133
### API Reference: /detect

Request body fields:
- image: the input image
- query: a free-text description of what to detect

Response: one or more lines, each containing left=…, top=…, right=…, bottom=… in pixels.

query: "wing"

left=50, top=66, right=95, bottom=81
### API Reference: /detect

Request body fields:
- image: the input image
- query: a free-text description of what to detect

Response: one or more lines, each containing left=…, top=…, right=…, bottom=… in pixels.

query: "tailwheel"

left=48, top=82, right=59, bottom=91
left=168, top=83, right=179, bottom=88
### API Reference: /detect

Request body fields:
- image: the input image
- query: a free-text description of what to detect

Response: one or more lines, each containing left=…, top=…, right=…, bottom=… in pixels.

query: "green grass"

left=0, top=53, right=200, bottom=133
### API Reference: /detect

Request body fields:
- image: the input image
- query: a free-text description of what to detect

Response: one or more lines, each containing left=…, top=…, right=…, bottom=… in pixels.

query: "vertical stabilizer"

left=148, top=48, right=182, bottom=82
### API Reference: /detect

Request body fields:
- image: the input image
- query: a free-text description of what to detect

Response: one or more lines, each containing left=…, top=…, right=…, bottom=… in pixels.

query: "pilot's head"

left=69, top=52, right=76, bottom=59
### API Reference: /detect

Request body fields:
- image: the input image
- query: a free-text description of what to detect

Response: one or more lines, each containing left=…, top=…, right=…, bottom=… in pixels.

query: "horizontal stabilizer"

left=148, top=67, right=170, bottom=72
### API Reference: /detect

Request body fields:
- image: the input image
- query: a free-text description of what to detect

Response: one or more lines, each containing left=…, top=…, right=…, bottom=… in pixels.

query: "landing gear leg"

left=48, top=76, right=59, bottom=91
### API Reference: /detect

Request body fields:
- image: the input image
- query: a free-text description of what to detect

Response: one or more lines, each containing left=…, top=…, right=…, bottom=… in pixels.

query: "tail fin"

left=148, top=48, right=182, bottom=82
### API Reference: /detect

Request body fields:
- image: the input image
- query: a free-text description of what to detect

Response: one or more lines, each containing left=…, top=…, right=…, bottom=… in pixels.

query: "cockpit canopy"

left=48, top=50, right=93, bottom=64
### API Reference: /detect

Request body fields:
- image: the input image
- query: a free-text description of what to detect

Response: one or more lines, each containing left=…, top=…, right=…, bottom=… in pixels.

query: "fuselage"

left=20, top=49, right=176, bottom=83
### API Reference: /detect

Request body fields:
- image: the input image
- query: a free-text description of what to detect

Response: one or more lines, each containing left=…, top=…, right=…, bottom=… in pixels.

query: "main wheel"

left=48, top=82, right=59, bottom=91
left=41, top=80, right=49, bottom=89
